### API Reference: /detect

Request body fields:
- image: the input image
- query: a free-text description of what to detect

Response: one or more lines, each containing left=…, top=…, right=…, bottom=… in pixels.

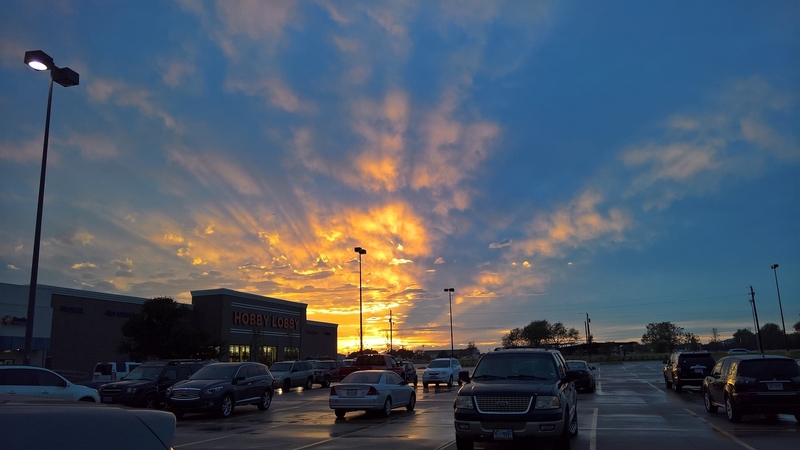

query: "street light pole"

left=770, top=264, right=788, bottom=353
left=354, top=247, right=366, bottom=354
left=22, top=50, right=79, bottom=366
left=445, top=288, right=455, bottom=358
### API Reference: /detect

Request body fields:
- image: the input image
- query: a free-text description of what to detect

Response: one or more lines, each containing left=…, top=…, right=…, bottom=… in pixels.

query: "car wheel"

left=568, top=406, right=578, bottom=436
left=664, top=376, right=672, bottom=390
left=673, top=380, right=682, bottom=393
left=423, top=382, right=429, bottom=388
left=406, top=392, right=416, bottom=411
left=335, top=409, right=346, bottom=419
left=725, top=395, right=741, bottom=423
left=283, top=379, right=291, bottom=391
left=413, top=375, right=418, bottom=387
left=555, top=408, right=574, bottom=450
left=172, top=411, right=184, bottom=419
left=78, top=396, right=96, bottom=403
left=703, top=388, right=718, bottom=413
left=380, top=397, right=392, bottom=417
left=455, top=435, right=474, bottom=450
left=143, top=393, right=158, bottom=409
left=794, top=413, right=800, bottom=423
left=305, top=377, right=313, bottom=390
left=322, top=376, right=331, bottom=388
left=218, top=394, right=234, bottom=418
left=447, top=375, right=454, bottom=388
left=257, top=389, right=272, bottom=411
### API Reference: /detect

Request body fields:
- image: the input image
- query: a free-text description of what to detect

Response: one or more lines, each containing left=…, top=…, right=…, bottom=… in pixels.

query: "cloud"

left=87, top=78, right=182, bottom=132
left=489, top=239, right=512, bottom=249
left=66, top=133, right=121, bottom=160
left=0, top=137, right=46, bottom=164
left=225, top=77, right=317, bottom=114
left=167, top=147, right=262, bottom=196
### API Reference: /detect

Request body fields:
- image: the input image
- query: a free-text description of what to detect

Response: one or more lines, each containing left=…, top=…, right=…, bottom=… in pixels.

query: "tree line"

left=641, top=320, right=800, bottom=353
left=501, top=320, right=582, bottom=348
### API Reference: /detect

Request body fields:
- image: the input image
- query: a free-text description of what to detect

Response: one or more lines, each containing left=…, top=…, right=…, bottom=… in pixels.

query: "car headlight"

left=455, top=395, right=474, bottom=410
left=535, top=395, right=561, bottom=409
left=165, top=387, right=172, bottom=396
left=204, top=386, right=223, bottom=395
left=275, top=375, right=283, bottom=381
left=125, top=387, right=139, bottom=394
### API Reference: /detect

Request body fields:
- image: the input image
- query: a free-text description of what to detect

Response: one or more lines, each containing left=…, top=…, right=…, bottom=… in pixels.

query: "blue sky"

left=1, top=1, right=798, bottom=354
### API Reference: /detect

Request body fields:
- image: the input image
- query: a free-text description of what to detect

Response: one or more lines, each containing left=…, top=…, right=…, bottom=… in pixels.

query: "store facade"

left=0, top=283, right=337, bottom=377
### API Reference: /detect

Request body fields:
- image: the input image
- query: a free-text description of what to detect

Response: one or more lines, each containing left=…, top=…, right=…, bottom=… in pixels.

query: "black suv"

left=165, top=362, right=275, bottom=418
left=702, top=354, right=800, bottom=423
left=98, top=360, right=208, bottom=408
left=663, top=351, right=715, bottom=392
left=454, top=347, right=580, bottom=450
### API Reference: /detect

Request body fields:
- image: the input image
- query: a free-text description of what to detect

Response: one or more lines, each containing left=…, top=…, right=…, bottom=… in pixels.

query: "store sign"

left=232, top=311, right=299, bottom=330
left=2, top=315, right=26, bottom=326
left=60, top=306, right=84, bottom=314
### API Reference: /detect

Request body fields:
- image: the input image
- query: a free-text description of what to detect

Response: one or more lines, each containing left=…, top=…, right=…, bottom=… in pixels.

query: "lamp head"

left=354, top=247, right=366, bottom=255
left=771, top=264, right=779, bottom=269
left=24, top=50, right=54, bottom=71
left=53, top=67, right=80, bottom=87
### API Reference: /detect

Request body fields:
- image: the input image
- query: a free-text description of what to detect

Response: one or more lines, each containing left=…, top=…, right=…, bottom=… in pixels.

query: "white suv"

left=0, top=365, right=100, bottom=402
left=423, top=357, right=462, bottom=388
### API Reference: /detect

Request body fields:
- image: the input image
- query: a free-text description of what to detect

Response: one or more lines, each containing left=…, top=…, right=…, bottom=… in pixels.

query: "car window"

left=258, top=366, right=269, bottom=376
left=270, top=362, right=292, bottom=372
left=737, top=359, right=800, bottom=378
left=712, top=360, right=723, bottom=376
left=246, top=365, right=260, bottom=378
left=386, top=372, right=403, bottom=385
left=192, top=365, right=237, bottom=380
left=177, top=366, right=190, bottom=380
left=0, top=369, right=35, bottom=386
left=343, top=372, right=382, bottom=384
left=429, top=359, right=450, bottom=368
left=33, top=370, right=66, bottom=387
left=124, top=366, right=162, bottom=381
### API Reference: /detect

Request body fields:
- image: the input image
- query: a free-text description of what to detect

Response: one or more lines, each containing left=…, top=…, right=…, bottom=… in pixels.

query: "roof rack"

left=493, top=346, right=550, bottom=351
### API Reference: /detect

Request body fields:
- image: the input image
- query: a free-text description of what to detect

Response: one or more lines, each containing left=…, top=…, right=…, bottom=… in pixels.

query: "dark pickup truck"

left=338, top=354, right=405, bottom=379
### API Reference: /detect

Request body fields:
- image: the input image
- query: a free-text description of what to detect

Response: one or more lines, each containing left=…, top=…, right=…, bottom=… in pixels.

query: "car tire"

left=380, top=397, right=392, bottom=417
left=725, top=394, right=741, bottom=423
left=257, top=389, right=272, bottom=411
left=664, top=376, right=672, bottom=390
left=78, top=396, right=96, bottom=403
left=219, top=394, right=234, bottom=418
left=143, top=393, right=158, bottom=409
left=673, top=380, right=682, bottom=393
left=172, top=411, right=184, bottom=419
left=413, top=375, right=418, bottom=387
left=283, top=379, right=291, bottom=391
left=322, top=376, right=331, bottom=388
left=447, top=375, right=454, bottom=388
left=406, top=392, right=416, bottom=411
left=555, top=408, right=574, bottom=450
left=568, top=406, right=578, bottom=436
left=335, top=409, right=346, bottom=419
left=794, top=413, right=800, bottom=423
left=455, top=435, right=474, bottom=450
left=305, top=377, right=313, bottom=390
left=423, top=382, right=429, bottom=388
left=703, top=388, right=718, bottom=413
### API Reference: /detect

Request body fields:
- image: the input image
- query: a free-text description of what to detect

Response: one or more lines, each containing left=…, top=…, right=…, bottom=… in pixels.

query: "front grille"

left=475, top=396, right=532, bottom=413
left=481, top=421, right=526, bottom=430
left=101, top=388, right=122, bottom=395
left=171, top=389, right=200, bottom=399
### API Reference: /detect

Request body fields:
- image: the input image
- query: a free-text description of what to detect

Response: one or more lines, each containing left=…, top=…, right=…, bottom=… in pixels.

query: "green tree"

left=501, top=327, right=526, bottom=347
left=522, top=320, right=551, bottom=346
left=547, top=322, right=581, bottom=347
left=759, top=323, right=784, bottom=350
left=641, top=322, right=685, bottom=353
left=732, top=328, right=758, bottom=350
left=117, top=296, right=221, bottom=361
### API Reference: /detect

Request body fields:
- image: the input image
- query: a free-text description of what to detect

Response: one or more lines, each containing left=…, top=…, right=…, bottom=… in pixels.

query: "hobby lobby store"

left=0, top=283, right=338, bottom=377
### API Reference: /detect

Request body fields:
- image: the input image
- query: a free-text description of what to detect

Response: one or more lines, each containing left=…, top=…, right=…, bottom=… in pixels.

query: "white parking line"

left=590, top=408, right=598, bottom=450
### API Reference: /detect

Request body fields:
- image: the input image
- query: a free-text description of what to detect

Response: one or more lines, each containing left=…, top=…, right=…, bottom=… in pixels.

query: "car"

left=727, top=348, right=751, bottom=354
left=165, top=362, right=274, bottom=419
left=566, top=360, right=596, bottom=393
left=663, top=351, right=715, bottom=392
left=454, top=347, right=580, bottom=450
left=270, top=360, right=315, bottom=391
left=401, top=361, right=418, bottom=387
left=702, top=354, right=800, bottom=423
left=329, top=370, right=416, bottom=419
left=98, top=359, right=208, bottom=408
left=92, top=361, right=142, bottom=383
left=313, top=360, right=346, bottom=388
left=0, top=395, right=176, bottom=449
left=423, top=357, right=462, bottom=388
left=0, top=365, right=100, bottom=403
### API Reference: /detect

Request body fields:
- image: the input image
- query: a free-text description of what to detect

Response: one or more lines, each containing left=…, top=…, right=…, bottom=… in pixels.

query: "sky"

left=1, top=1, right=798, bottom=355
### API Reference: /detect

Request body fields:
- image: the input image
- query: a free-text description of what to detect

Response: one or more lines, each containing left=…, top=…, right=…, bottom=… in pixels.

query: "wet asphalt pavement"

left=171, top=361, right=798, bottom=449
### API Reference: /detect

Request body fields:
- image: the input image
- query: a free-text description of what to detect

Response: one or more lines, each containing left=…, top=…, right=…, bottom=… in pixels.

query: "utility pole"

left=389, top=309, right=393, bottom=352
left=586, top=313, right=592, bottom=343
left=749, top=286, right=764, bottom=354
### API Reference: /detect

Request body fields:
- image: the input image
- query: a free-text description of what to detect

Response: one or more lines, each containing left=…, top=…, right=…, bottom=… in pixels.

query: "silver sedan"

left=329, top=370, right=416, bottom=419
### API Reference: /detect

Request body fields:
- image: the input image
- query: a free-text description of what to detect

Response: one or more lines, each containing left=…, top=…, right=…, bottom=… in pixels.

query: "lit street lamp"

left=445, top=288, right=455, bottom=358
left=354, top=247, right=366, bottom=354
left=22, top=50, right=80, bottom=366
left=770, top=264, right=788, bottom=353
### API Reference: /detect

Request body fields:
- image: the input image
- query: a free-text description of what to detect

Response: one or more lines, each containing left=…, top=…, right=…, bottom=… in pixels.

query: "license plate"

left=493, top=429, right=513, bottom=440
left=767, top=383, right=783, bottom=391
left=694, top=369, right=703, bottom=374
left=102, top=397, right=113, bottom=403
left=347, top=389, right=356, bottom=396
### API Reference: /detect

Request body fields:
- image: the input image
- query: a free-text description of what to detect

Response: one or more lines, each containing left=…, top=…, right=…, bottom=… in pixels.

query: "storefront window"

left=258, top=346, right=276, bottom=366
left=283, top=346, right=300, bottom=361
left=229, top=344, right=250, bottom=362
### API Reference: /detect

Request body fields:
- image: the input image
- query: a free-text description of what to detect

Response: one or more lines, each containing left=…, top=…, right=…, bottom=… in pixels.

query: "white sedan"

left=329, top=370, right=416, bottom=419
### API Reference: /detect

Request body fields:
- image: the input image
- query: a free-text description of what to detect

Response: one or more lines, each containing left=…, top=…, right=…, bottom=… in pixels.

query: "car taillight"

left=367, top=386, right=379, bottom=396
left=330, top=387, right=336, bottom=396
left=581, top=371, right=589, bottom=378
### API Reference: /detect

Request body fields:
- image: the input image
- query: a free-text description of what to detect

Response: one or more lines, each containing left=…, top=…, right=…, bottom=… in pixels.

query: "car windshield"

left=680, top=355, right=714, bottom=366
left=567, top=361, right=589, bottom=370
left=428, top=360, right=451, bottom=368
left=270, top=362, right=293, bottom=372
left=342, top=372, right=382, bottom=384
left=472, top=354, right=557, bottom=380
left=738, top=359, right=800, bottom=378
left=189, top=365, right=237, bottom=380
left=122, top=367, right=162, bottom=381
left=356, top=355, right=386, bottom=366
left=314, top=362, right=335, bottom=370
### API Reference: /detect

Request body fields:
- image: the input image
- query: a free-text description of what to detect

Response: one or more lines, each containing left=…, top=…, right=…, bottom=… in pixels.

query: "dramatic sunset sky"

left=1, top=1, right=798, bottom=355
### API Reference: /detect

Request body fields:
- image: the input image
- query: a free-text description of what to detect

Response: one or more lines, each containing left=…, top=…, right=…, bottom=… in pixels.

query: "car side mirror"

left=662, top=360, right=668, bottom=364
left=590, top=366, right=596, bottom=371
left=458, top=370, right=471, bottom=384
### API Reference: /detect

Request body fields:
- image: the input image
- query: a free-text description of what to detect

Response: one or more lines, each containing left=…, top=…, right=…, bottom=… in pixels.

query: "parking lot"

left=172, top=360, right=798, bottom=450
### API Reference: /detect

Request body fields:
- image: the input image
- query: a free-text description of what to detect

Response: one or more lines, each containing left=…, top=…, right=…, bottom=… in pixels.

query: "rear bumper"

left=732, top=392, right=800, bottom=415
